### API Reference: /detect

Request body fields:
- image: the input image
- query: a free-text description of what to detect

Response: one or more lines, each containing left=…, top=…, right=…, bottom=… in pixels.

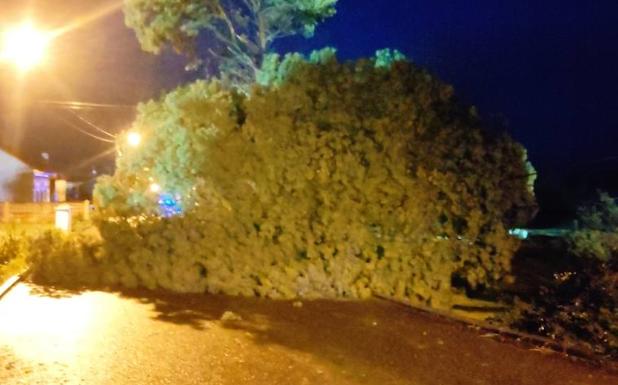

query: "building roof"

left=0, top=145, right=41, bottom=170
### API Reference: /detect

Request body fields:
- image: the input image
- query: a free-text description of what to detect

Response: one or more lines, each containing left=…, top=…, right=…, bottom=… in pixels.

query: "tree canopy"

left=92, top=50, right=537, bottom=307
left=124, top=0, right=338, bottom=87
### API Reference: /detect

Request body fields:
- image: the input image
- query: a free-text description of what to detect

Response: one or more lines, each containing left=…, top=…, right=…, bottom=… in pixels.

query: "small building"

left=0, top=148, right=66, bottom=203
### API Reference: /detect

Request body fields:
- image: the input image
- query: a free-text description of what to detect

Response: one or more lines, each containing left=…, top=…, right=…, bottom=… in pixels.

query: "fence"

left=0, top=201, right=91, bottom=224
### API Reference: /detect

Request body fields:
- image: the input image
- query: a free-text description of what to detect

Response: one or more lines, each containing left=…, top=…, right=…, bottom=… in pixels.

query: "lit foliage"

left=0, top=227, right=34, bottom=282
left=123, top=0, right=337, bottom=86
left=86, top=51, right=537, bottom=308
left=26, top=228, right=104, bottom=286
left=373, top=48, right=407, bottom=69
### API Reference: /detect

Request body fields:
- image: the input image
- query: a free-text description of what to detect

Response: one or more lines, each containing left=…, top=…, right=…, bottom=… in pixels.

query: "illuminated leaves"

left=89, top=51, right=537, bottom=307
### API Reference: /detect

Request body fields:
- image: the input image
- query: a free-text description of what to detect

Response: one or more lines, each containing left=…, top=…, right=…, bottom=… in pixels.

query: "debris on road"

left=220, top=311, right=243, bottom=322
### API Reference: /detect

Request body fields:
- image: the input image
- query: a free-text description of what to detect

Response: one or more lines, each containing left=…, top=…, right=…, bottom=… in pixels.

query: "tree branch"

left=204, top=24, right=257, bottom=70
left=215, top=1, right=240, bottom=40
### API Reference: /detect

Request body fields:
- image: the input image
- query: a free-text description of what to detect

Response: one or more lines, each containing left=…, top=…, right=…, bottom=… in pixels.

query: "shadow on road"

left=19, top=281, right=618, bottom=385
left=118, top=289, right=451, bottom=382
left=26, top=284, right=88, bottom=299
left=113, top=288, right=618, bottom=385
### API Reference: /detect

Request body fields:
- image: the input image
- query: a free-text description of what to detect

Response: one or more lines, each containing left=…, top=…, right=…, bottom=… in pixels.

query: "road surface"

left=0, top=282, right=615, bottom=385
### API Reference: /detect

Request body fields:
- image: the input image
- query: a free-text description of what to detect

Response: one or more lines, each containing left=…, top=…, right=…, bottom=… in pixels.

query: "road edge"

left=0, top=273, right=25, bottom=301
left=376, top=294, right=618, bottom=373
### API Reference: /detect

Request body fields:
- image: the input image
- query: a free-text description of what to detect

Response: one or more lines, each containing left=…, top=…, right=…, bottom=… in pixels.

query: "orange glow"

left=0, top=1, right=123, bottom=72
left=51, top=1, right=124, bottom=39
left=127, top=131, right=143, bottom=147
left=0, top=284, right=101, bottom=362
left=0, top=22, right=51, bottom=71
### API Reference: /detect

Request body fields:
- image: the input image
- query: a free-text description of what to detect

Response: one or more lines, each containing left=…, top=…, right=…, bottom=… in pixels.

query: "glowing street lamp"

left=149, top=183, right=161, bottom=194
left=127, top=131, right=142, bottom=147
left=0, top=22, right=51, bottom=72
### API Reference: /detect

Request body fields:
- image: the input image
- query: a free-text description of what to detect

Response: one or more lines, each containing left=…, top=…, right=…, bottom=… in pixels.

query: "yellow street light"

left=127, top=131, right=142, bottom=147
left=149, top=183, right=161, bottom=194
left=0, top=22, right=51, bottom=72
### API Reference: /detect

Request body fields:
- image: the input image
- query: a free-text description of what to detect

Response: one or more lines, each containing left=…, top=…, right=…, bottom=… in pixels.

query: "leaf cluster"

left=0, top=228, right=30, bottom=282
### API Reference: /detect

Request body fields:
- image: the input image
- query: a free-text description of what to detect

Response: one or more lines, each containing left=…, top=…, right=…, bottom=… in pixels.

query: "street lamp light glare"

left=0, top=22, right=50, bottom=71
left=127, top=131, right=142, bottom=147
left=149, top=183, right=161, bottom=194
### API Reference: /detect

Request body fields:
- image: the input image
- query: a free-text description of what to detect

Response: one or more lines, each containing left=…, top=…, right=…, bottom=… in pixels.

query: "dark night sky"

left=0, top=0, right=617, bottom=198
left=277, top=0, right=618, bottom=172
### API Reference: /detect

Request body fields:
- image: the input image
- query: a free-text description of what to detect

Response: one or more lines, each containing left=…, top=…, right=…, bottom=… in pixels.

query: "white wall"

left=0, top=150, right=31, bottom=202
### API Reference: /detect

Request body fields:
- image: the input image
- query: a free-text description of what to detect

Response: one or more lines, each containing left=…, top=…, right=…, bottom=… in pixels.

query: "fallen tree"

left=31, top=50, right=537, bottom=310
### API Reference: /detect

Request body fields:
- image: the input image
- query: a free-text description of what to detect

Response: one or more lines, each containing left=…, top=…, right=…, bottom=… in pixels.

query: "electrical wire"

left=66, top=108, right=117, bottom=138
left=38, top=100, right=136, bottom=110
left=57, top=115, right=116, bottom=143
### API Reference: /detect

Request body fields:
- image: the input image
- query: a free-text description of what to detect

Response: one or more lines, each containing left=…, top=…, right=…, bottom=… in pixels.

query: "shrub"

left=570, top=192, right=618, bottom=262
left=87, top=50, right=538, bottom=308
left=0, top=227, right=30, bottom=282
left=27, top=227, right=108, bottom=287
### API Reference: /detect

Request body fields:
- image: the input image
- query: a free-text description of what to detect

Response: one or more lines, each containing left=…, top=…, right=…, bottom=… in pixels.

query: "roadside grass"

left=0, top=256, right=26, bottom=283
left=0, top=223, right=54, bottom=283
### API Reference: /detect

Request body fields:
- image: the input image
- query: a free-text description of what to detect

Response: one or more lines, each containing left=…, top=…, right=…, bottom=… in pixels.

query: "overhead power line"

left=38, top=100, right=136, bottom=110
left=57, top=115, right=116, bottom=143
left=67, top=108, right=117, bottom=139
left=37, top=99, right=128, bottom=143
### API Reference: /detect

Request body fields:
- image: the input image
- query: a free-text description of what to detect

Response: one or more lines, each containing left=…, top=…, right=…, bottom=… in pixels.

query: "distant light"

left=127, top=131, right=142, bottom=147
left=158, top=193, right=183, bottom=217
left=509, top=228, right=529, bottom=240
left=0, top=22, right=50, bottom=72
left=149, top=183, right=161, bottom=193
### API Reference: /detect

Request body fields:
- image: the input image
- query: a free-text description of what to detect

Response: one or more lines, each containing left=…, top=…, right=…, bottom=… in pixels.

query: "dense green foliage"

left=84, top=51, right=537, bottom=308
left=124, top=0, right=337, bottom=86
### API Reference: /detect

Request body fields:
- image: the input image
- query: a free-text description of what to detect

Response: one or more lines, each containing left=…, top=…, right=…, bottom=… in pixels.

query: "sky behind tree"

left=275, top=0, right=618, bottom=171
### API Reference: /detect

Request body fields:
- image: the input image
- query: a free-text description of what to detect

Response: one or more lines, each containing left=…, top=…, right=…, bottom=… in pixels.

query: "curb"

left=0, top=273, right=25, bottom=301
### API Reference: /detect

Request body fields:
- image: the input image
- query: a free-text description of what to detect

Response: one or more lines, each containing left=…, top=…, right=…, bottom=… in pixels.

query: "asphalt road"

left=0, top=282, right=616, bottom=385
